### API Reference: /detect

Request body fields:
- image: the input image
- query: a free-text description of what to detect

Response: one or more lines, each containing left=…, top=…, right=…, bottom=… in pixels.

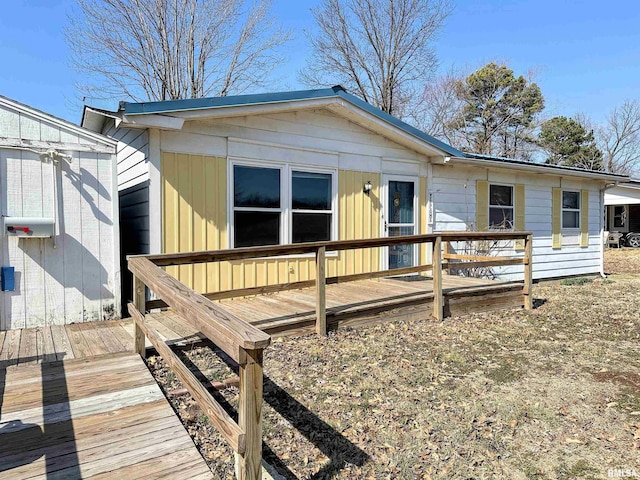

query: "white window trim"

left=611, top=205, right=627, bottom=230
left=561, top=190, right=581, bottom=231
left=488, top=183, right=515, bottom=231
left=228, top=158, right=338, bottom=257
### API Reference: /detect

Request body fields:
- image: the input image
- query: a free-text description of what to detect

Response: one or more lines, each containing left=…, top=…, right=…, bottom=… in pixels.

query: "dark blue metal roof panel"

left=120, top=86, right=344, bottom=115
left=120, top=86, right=464, bottom=157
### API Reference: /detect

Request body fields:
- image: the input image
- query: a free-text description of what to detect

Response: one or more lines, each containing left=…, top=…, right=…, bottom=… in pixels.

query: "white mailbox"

left=4, top=217, right=55, bottom=238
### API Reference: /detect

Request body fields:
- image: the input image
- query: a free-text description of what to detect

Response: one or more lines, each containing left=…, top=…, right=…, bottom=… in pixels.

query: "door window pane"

left=234, top=165, right=280, bottom=208
left=292, top=171, right=331, bottom=210
left=388, top=226, right=414, bottom=269
left=292, top=213, right=331, bottom=243
left=388, top=181, right=414, bottom=224
left=234, top=211, right=280, bottom=247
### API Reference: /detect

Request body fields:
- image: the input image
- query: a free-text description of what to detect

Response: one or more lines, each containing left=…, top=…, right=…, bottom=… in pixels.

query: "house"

left=0, top=95, right=120, bottom=330
left=81, top=86, right=627, bottom=305
left=604, top=178, right=640, bottom=247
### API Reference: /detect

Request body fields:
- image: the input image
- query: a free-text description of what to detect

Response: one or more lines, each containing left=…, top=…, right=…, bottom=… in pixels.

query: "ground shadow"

left=533, top=298, right=547, bottom=309
left=0, top=354, right=80, bottom=476
left=177, top=343, right=369, bottom=479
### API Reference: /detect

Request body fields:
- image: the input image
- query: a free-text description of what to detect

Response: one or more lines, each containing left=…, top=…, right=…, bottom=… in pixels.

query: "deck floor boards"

left=0, top=352, right=212, bottom=479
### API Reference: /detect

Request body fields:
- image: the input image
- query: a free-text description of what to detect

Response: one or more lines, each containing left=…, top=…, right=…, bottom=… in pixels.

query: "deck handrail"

left=142, top=231, right=534, bottom=324
left=127, top=256, right=268, bottom=480
left=129, top=256, right=270, bottom=356
left=139, top=231, right=533, bottom=266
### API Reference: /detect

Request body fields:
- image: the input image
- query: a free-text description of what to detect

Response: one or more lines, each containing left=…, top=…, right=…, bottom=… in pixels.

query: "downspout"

left=600, top=182, right=619, bottom=278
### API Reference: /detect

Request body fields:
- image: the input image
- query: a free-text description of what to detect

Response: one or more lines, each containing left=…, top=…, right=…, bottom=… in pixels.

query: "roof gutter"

left=449, top=156, right=628, bottom=182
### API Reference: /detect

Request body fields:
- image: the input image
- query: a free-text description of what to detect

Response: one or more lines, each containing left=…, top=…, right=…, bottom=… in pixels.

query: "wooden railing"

left=141, top=231, right=534, bottom=326
left=128, top=231, right=532, bottom=479
left=127, top=256, right=270, bottom=480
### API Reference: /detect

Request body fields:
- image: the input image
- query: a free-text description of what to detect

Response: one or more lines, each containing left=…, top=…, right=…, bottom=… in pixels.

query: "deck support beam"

left=315, top=246, right=327, bottom=336
left=236, top=348, right=264, bottom=480
left=432, top=236, right=444, bottom=321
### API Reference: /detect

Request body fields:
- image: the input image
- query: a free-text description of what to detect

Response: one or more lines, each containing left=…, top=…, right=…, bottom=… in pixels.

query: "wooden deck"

left=0, top=275, right=524, bottom=367
left=0, top=352, right=213, bottom=479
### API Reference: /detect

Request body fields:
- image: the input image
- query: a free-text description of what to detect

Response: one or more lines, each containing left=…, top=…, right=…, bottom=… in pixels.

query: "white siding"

left=432, top=164, right=604, bottom=280
left=103, top=119, right=150, bottom=191
left=159, top=109, right=425, bottom=175
left=0, top=101, right=119, bottom=330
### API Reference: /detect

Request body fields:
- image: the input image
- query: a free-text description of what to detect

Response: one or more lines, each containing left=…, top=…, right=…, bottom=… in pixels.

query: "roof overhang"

left=448, top=155, right=629, bottom=182
left=82, top=87, right=463, bottom=159
left=604, top=182, right=640, bottom=205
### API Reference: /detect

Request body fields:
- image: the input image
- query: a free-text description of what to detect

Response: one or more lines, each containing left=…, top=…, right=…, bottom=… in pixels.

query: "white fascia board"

left=449, top=156, right=628, bottom=182
left=119, top=113, right=185, bottom=130
left=168, top=98, right=337, bottom=119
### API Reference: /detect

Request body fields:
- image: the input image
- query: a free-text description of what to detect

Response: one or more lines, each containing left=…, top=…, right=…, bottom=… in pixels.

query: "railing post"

left=524, top=234, right=533, bottom=310
left=133, top=274, right=146, bottom=356
left=236, top=348, right=263, bottom=480
left=432, top=236, right=443, bottom=321
left=315, top=246, right=327, bottom=336
left=443, top=241, right=451, bottom=275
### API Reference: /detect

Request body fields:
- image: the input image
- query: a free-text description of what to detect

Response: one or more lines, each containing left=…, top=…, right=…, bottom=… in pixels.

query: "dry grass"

left=150, top=248, right=640, bottom=479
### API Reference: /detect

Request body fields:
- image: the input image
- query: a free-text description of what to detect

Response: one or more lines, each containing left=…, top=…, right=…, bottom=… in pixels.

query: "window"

left=233, top=165, right=282, bottom=247
left=232, top=163, right=335, bottom=248
left=489, top=184, right=514, bottom=229
left=291, top=171, right=332, bottom=243
left=562, top=191, right=580, bottom=229
left=613, top=205, right=626, bottom=229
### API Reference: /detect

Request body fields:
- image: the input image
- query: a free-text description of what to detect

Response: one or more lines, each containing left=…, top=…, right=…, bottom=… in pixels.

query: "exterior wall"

left=0, top=101, right=119, bottom=329
left=161, top=151, right=386, bottom=293
left=157, top=109, right=430, bottom=293
left=119, top=181, right=149, bottom=310
left=432, top=164, right=604, bottom=280
left=102, top=119, right=149, bottom=191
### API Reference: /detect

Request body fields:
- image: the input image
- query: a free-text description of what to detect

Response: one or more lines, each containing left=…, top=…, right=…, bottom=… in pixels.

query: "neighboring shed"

left=0, top=95, right=120, bottom=330
left=82, top=87, right=626, bottom=302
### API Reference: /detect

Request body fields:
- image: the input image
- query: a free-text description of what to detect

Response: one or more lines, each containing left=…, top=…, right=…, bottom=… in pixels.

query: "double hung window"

left=489, top=184, right=514, bottom=229
left=562, top=191, right=580, bottom=229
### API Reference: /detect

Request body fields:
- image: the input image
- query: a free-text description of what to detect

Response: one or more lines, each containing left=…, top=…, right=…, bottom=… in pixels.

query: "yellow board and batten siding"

left=162, top=152, right=394, bottom=293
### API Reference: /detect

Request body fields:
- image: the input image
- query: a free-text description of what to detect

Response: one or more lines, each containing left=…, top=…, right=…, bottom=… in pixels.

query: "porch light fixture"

left=363, top=181, right=372, bottom=195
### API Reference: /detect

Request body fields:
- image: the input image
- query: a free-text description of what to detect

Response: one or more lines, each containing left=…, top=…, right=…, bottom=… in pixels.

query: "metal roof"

left=118, top=85, right=465, bottom=157
left=463, top=152, right=629, bottom=181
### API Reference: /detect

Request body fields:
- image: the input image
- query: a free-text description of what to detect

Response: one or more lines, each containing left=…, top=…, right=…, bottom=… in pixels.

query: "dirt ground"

left=149, top=248, right=640, bottom=479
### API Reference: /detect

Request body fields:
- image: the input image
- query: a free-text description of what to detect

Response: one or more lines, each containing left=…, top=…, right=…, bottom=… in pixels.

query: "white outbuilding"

left=0, top=95, right=120, bottom=330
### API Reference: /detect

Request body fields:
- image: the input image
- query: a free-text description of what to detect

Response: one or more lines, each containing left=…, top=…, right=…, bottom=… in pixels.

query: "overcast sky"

left=1, top=0, right=638, bottom=126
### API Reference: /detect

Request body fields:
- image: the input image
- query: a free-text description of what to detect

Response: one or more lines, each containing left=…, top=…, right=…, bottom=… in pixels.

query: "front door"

left=381, top=175, right=418, bottom=271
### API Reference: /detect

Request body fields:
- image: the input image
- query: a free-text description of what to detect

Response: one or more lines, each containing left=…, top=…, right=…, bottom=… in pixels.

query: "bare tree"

left=598, top=100, right=640, bottom=174
left=66, top=0, right=290, bottom=101
left=301, top=0, right=452, bottom=117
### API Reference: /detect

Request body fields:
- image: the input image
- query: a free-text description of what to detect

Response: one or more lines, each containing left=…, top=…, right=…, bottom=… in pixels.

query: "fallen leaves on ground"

left=148, top=249, right=640, bottom=479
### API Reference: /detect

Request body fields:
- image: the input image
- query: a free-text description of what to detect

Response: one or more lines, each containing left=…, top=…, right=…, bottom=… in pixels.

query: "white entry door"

left=381, top=175, right=419, bottom=271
